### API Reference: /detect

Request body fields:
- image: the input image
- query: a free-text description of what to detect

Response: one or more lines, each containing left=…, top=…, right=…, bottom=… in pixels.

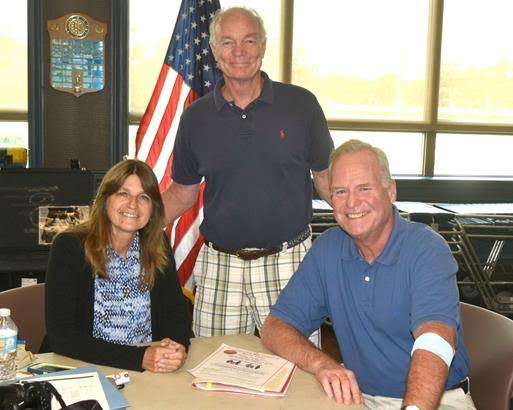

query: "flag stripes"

left=135, top=0, right=221, bottom=292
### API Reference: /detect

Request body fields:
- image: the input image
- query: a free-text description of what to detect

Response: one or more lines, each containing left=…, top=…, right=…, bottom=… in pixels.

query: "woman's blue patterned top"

left=93, top=232, right=152, bottom=345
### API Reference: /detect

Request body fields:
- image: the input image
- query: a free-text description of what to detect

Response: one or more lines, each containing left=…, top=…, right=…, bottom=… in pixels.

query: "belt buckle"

left=235, top=248, right=275, bottom=260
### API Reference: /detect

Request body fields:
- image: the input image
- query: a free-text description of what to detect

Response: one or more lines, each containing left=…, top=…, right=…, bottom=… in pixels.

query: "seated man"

left=261, top=139, right=476, bottom=410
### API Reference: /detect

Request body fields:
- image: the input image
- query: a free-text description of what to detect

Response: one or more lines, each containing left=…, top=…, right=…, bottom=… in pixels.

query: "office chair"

left=0, top=283, right=45, bottom=353
left=460, top=301, right=513, bottom=410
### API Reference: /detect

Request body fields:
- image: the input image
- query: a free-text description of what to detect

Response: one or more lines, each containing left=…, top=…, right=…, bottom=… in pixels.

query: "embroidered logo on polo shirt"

left=279, top=129, right=286, bottom=139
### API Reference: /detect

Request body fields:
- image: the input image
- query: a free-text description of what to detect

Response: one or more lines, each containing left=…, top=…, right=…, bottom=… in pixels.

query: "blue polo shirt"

left=270, top=206, right=470, bottom=398
left=171, top=72, right=333, bottom=249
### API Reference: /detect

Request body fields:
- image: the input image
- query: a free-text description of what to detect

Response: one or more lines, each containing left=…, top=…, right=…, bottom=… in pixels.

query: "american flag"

left=135, top=0, right=221, bottom=293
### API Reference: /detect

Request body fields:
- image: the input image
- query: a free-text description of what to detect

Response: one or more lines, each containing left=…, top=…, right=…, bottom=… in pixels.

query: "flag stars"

left=165, top=2, right=219, bottom=93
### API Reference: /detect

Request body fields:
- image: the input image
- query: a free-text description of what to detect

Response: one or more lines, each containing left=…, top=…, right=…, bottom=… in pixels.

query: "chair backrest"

left=460, top=301, right=513, bottom=410
left=0, top=283, right=45, bottom=353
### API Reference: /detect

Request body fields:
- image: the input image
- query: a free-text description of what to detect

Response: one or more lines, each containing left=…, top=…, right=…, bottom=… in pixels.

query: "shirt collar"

left=107, top=231, right=141, bottom=261
left=213, top=71, right=274, bottom=111
left=340, top=205, right=403, bottom=266
left=375, top=205, right=404, bottom=265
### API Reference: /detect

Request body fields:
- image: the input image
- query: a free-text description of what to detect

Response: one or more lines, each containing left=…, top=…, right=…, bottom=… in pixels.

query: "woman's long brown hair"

left=69, top=159, right=168, bottom=288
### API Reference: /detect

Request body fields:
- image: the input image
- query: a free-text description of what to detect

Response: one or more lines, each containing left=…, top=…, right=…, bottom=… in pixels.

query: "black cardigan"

left=44, top=232, right=191, bottom=371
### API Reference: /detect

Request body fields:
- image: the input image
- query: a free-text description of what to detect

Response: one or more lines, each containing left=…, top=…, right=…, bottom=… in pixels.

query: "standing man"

left=262, top=140, right=476, bottom=409
left=162, top=7, right=333, bottom=341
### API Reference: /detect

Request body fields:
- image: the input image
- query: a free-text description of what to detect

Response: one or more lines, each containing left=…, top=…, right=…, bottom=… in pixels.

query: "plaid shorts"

left=192, top=237, right=320, bottom=346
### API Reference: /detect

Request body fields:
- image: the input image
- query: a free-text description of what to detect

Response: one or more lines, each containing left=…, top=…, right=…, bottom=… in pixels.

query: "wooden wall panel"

left=42, top=0, right=111, bottom=169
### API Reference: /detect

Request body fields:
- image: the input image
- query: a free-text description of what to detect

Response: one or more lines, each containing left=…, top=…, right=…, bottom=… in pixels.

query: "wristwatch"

left=401, top=406, right=420, bottom=410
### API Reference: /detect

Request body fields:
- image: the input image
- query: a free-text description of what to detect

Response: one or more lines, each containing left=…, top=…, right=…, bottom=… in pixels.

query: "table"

left=37, top=334, right=366, bottom=409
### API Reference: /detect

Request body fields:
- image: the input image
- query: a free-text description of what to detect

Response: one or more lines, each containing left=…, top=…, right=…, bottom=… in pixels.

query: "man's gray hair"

left=209, top=7, right=267, bottom=47
left=329, top=139, right=393, bottom=187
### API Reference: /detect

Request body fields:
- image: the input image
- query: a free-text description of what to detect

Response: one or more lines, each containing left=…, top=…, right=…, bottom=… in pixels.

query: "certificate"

left=188, top=343, right=296, bottom=397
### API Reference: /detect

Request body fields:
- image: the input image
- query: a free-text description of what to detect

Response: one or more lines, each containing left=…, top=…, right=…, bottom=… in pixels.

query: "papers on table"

left=312, top=199, right=332, bottom=210
left=188, top=343, right=296, bottom=397
left=394, top=201, right=451, bottom=214
left=395, top=201, right=513, bottom=215
left=435, top=203, right=513, bottom=214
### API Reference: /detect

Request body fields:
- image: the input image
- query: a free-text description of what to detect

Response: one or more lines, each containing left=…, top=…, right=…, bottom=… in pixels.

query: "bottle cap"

left=0, top=308, right=11, bottom=316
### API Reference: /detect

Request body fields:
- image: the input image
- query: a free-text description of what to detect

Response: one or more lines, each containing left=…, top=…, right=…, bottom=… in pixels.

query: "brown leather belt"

left=205, top=228, right=311, bottom=261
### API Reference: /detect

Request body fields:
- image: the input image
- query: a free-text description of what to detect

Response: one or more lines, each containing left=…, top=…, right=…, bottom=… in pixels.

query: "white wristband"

left=411, top=332, right=455, bottom=368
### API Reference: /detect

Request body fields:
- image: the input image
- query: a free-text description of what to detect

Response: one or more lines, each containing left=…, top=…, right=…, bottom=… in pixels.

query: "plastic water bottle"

left=0, top=308, right=18, bottom=382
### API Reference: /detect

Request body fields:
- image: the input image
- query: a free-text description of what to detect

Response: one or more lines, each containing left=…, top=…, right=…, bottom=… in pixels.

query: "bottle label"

left=0, top=335, right=17, bottom=353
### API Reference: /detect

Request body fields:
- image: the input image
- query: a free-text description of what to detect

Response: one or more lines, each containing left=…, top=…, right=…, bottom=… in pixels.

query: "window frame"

left=286, top=0, right=513, bottom=177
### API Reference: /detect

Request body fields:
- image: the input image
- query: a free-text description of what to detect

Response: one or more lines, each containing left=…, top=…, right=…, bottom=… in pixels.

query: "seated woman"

left=44, top=159, right=191, bottom=372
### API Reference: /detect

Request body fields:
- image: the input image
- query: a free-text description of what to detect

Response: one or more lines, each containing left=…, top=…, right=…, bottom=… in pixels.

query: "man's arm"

left=161, top=180, right=201, bottom=225
left=261, top=315, right=362, bottom=405
left=312, top=168, right=331, bottom=205
left=403, top=321, right=456, bottom=410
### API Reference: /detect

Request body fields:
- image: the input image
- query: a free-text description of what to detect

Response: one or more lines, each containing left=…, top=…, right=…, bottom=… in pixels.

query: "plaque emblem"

left=47, top=13, right=107, bottom=97
left=65, top=15, right=89, bottom=39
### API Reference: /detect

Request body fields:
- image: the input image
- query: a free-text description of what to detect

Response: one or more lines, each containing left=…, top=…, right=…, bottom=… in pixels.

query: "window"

left=0, top=3, right=28, bottom=151
left=0, top=122, right=28, bottom=148
left=129, top=2, right=180, bottom=119
left=435, top=134, right=513, bottom=177
left=439, top=0, right=513, bottom=124
left=293, top=0, right=430, bottom=122
left=302, top=0, right=513, bottom=177
left=331, top=130, right=423, bottom=175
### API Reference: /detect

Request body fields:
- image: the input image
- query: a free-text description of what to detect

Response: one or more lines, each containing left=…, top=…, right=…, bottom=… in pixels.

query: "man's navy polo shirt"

left=271, top=207, right=470, bottom=398
left=172, top=72, right=333, bottom=249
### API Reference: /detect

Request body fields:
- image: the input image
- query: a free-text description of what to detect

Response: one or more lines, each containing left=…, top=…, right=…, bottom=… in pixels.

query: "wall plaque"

left=47, top=13, right=107, bottom=97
